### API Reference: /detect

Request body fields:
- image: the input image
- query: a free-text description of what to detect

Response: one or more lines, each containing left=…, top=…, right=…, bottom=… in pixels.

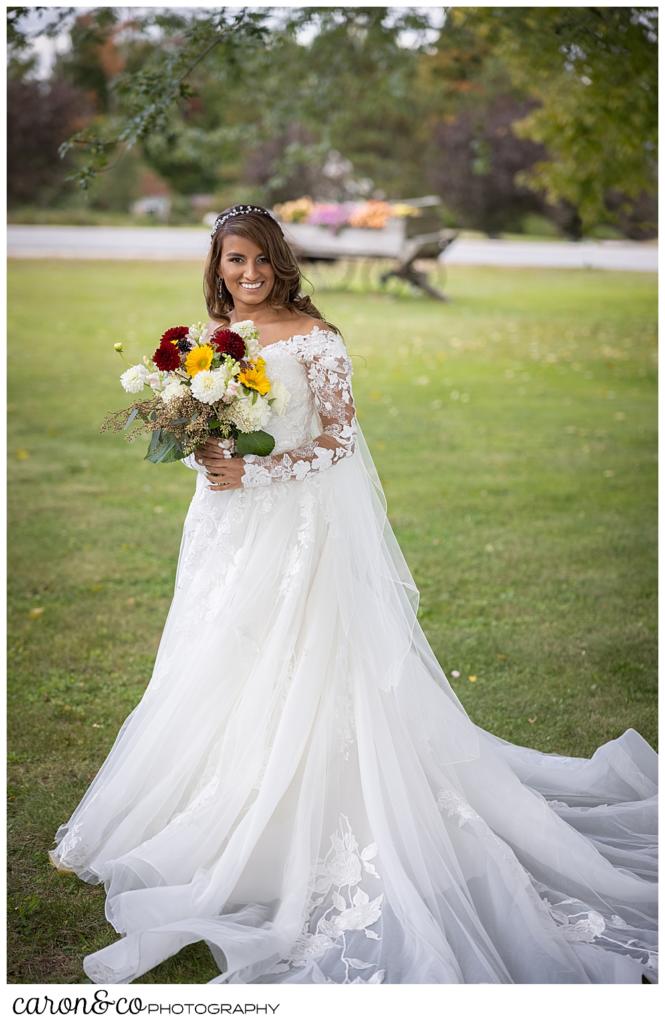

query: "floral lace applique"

left=241, top=330, right=356, bottom=488
left=333, top=675, right=355, bottom=761
left=251, top=650, right=299, bottom=793
left=436, top=788, right=612, bottom=947
left=436, top=789, right=482, bottom=827
left=527, top=875, right=656, bottom=977
left=539, top=899, right=606, bottom=943
left=278, top=488, right=318, bottom=599
left=267, top=813, right=384, bottom=983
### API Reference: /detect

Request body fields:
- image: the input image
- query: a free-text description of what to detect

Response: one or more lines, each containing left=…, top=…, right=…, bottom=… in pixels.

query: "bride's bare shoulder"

left=287, top=315, right=328, bottom=336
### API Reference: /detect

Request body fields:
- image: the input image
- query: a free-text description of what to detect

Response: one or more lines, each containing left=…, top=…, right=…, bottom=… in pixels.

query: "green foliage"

left=453, top=7, right=658, bottom=230
left=7, top=7, right=658, bottom=233
left=145, top=428, right=184, bottom=464
left=234, top=429, right=276, bottom=457
left=56, top=8, right=271, bottom=190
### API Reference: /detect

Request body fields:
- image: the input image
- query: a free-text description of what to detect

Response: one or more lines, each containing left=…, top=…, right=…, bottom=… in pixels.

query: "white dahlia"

left=120, top=364, right=149, bottom=393
left=190, top=368, right=228, bottom=405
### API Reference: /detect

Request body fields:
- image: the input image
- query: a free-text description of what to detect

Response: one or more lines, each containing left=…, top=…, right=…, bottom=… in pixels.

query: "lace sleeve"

left=181, top=453, right=207, bottom=473
left=241, top=331, right=356, bottom=488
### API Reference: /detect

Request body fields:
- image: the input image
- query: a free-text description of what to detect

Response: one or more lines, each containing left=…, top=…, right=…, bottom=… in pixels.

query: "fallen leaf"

left=28, top=608, right=44, bottom=619
left=468, top=675, right=477, bottom=682
left=528, top=716, right=538, bottom=724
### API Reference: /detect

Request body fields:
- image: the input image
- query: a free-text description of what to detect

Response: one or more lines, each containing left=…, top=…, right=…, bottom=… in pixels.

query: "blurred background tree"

left=6, top=5, right=657, bottom=238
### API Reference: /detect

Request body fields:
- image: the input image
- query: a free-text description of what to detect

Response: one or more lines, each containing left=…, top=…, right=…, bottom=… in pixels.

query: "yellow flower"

left=185, top=344, right=214, bottom=377
left=238, top=357, right=271, bottom=395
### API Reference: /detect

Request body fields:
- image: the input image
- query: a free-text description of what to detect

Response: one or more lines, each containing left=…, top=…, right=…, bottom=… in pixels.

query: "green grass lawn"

left=7, top=260, right=657, bottom=983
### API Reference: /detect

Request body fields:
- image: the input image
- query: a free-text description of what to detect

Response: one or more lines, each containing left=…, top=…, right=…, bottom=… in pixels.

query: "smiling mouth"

left=240, top=282, right=264, bottom=290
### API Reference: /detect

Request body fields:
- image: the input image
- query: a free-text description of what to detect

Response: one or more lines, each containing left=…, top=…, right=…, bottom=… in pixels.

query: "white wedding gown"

left=48, top=326, right=657, bottom=985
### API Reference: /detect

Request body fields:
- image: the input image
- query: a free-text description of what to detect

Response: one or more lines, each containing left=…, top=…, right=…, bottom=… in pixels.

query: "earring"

left=217, top=276, right=225, bottom=298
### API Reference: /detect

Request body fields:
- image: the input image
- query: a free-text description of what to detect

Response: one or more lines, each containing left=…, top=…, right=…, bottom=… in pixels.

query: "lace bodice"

left=182, top=326, right=357, bottom=487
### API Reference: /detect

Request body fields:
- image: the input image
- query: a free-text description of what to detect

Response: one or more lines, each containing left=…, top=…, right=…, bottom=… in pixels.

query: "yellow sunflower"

left=238, top=357, right=271, bottom=395
left=185, top=344, right=214, bottom=377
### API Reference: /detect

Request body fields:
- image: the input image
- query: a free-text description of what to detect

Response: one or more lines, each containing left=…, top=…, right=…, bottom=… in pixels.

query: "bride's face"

left=218, top=233, right=275, bottom=308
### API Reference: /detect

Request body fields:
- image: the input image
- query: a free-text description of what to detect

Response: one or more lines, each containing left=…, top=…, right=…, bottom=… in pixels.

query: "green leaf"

left=144, top=429, right=185, bottom=464
left=123, top=407, right=139, bottom=430
left=234, top=430, right=276, bottom=457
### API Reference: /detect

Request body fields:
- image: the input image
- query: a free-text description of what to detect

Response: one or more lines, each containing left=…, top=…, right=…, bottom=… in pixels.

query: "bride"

left=48, top=203, right=657, bottom=985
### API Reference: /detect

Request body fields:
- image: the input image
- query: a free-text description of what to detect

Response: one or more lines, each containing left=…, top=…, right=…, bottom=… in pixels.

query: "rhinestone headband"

left=210, top=204, right=277, bottom=237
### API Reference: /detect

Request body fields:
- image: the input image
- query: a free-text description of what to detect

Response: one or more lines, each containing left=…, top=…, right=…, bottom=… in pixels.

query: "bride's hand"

left=195, top=439, right=246, bottom=490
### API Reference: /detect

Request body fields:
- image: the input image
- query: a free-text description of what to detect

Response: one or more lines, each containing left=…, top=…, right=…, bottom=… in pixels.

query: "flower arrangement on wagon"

left=102, top=320, right=290, bottom=463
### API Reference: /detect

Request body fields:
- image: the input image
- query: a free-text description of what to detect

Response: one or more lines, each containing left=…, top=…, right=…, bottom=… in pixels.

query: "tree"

left=427, top=94, right=550, bottom=235
left=8, top=6, right=437, bottom=195
left=450, top=7, right=658, bottom=230
left=7, top=76, right=94, bottom=206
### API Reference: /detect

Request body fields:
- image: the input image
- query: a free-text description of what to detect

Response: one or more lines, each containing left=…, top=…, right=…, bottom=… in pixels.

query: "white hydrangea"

left=269, top=379, right=291, bottom=417
left=231, top=394, right=272, bottom=432
left=190, top=368, right=228, bottom=405
left=160, top=379, right=189, bottom=404
left=120, top=364, right=149, bottom=393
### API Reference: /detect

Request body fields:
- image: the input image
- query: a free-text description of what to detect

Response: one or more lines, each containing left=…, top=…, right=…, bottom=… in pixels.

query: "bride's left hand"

left=195, top=439, right=246, bottom=490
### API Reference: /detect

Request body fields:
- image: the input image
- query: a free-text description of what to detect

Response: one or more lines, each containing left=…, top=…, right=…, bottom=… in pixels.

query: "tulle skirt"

left=48, top=426, right=657, bottom=984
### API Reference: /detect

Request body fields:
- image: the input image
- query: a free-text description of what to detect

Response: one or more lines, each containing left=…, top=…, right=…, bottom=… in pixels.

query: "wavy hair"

left=203, top=206, right=339, bottom=334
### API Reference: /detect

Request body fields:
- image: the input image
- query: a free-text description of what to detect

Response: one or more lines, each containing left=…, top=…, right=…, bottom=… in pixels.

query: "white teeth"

left=241, top=282, right=263, bottom=289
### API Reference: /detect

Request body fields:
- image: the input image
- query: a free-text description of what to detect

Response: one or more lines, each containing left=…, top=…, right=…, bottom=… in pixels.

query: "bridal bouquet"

left=101, top=319, right=290, bottom=463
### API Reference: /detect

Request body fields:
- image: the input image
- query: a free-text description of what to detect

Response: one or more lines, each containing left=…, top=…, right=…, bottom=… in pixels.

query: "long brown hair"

left=203, top=206, right=339, bottom=334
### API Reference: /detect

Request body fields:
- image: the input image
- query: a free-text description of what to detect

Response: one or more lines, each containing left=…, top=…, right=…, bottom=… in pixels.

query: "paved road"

left=7, top=224, right=658, bottom=272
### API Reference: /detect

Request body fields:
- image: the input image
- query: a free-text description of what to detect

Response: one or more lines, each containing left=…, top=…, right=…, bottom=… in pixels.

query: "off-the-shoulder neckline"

left=205, top=321, right=342, bottom=352
left=257, top=324, right=339, bottom=352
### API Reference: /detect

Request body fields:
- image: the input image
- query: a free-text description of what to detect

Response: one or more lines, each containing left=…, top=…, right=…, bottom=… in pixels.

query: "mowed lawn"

left=7, top=259, right=657, bottom=983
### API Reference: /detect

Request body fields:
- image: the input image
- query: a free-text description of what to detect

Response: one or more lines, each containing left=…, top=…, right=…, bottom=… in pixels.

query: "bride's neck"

left=228, top=304, right=291, bottom=327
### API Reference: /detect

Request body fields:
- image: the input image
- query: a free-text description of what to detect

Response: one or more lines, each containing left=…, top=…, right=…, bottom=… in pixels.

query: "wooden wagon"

left=277, top=196, right=459, bottom=301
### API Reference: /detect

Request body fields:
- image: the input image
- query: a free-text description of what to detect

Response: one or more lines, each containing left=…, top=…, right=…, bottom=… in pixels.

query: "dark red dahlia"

left=160, top=325, right=189, bottom=344
left=152, top=341, right=182, bottom=371
left=210, top=328, right=245, bottom=362
left=160, top=325, right=191, bottom=354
